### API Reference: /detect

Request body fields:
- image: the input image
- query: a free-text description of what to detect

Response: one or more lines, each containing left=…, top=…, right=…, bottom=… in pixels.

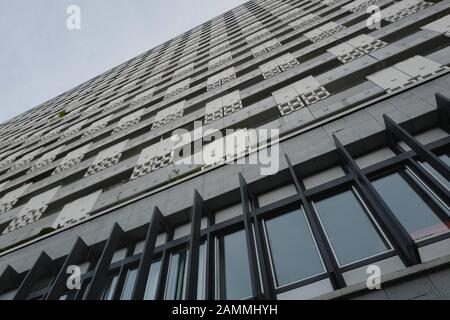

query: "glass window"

left=100, top=273, right=119, bottom=300
left=165, top=250, right=188, bottom=300
left=264, top=209, right=324, bottom=287
left=120, top=266, right=138, bottom=300
left=143, top=260, right=161, bottom=300
left=373, top=171, right=450, bottom=241
left=217, top=230, right=253, bottom=300
left=421, top=154, right=450, bottom=190
left=314, top=190, right=390, bottom=266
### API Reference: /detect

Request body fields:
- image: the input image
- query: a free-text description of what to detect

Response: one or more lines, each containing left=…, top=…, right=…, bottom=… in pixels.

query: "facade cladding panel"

left=0, top=0, right=450, bottom=300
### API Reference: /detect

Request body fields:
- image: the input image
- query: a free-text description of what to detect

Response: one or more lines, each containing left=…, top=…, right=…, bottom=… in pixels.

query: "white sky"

left=0, top=0, right=249, bottom=122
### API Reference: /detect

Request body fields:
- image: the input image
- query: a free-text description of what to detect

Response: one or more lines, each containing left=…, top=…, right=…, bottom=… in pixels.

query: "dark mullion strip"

left=155, top=231, right=174, bottom=300
left=436, top=93, right=450, bottom=133
left=333, top=135, right=421, bottom=267
left=131, top=207, right=168, bottom=300
left=238, top=173, right=264, bottom=299
left=111, top=246, right=134, bottom=300
left=84, top=223, right=129, bottom=300
left=185, top=190, right=203, bottom=300
left=205, top=205, right=216, bottom=300
left=46, top=237, right=89, bottom=300
left=14, top=252, right=56, bottom=300
left=384, top=114, right=450, bottom=181
left=246, top=178, right=277, bottom=300
left=285, top=154, right=346, bottom=290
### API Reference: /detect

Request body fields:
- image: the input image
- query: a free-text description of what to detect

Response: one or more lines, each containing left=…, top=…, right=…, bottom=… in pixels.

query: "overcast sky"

left=0, top=0, right=248, bottom=123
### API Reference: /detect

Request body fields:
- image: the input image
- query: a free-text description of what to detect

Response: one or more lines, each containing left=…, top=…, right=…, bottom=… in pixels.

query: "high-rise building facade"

left=1, top=0, right=450, bottom=300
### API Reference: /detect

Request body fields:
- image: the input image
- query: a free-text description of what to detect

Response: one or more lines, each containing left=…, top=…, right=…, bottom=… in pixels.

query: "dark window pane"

left=373, top=172, right=449, bottom=241
left=143, top=260, right=161, bottom=300
left=314, top=190, right=389, bottom=266
left=264, top=209, right=324, bottom=287
left=218, top=230, right=252, bottom=300
left=165, top=250, right=188, bottom=300
left=120, top=267, right=138, bottom=300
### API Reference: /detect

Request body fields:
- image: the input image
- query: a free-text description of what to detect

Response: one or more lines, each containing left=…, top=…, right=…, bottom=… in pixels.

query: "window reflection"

left=120, top=266, right=138, bottom=300
left=264, top=209, right=324, bottom=287
left=217, top=230, right=253, bottom=300
left=314, top=189, right=390, bottom=266
left=165, top=250, right=188, bottom=300
left=143, top=260, right=161, bottom=300
left=373, top=171, right=450, bottom=241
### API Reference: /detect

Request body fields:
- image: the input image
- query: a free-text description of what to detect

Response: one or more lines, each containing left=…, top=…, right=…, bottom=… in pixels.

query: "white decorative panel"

left=130, top=138, right=175, bottom=180
left=8, top=148, right=43, bottom=172
left=118, top=80, right=138, bottom=94
left=304, top=22, right=345, bottom=42
left=52, top=190, right=102, bottom=229
left=204, top=90, right=243, bottom=124
left=2, top=186, right=61, bottom=235
left=259, top=53, right=299, bottom=79
left=42, top=126, right=63, bottom=142
left=81, top=104, right=101, bottom=117
left=173, top=63, right=195, bottom=80
left=346, top=34, right=387, bottom=54
left=279, top=8, right=303, bottom=21
left=272, top=85, right=305, bottom=116
left=52, top=143, right=92, bottom=175
left=382, top=0, right=432, bottom=23
left=84, top=140, right=128, bottom=177
left=252, top=38, right=282, bottom=58
left=328, top=42, right=365, bottom=64
left=394, top=56, right=449, bottom=81
left=59, top=120, right=87, bottom=141
left=245, top=28, right=271, bottom=44
left=367, top=67, right=416, bottom=92
left=152, top=100, right=185, bottom=130
left=209, top=52, right=233, bottom=70
left=112, top=109, right=144, bottom=134
left=289, top=14, right=321, bottom=31
left=104, top=97, right=126, bottom=113
left=207, top=67, right=237, bottom=91
left=179, top=51, right=198, bottom=64
left=292, top=76, right=331, bottom=105
left=421, top=14, right=450, bottom=36
left=28, top=146, right=65, bottom=173
left=0, top=152, right=21, bottom=170
left=130, top=87, right=155, bottom=108
left=82, top=115, right=111, bottom=138
left=143, top=73, right=163, bottom=88
left=242, top=21, right=263, bottom=35
left=0, top=183, right=32, bottom=215
left=209, top=41, right=230, bottom=56
left=164, top=78, right=191, bottom=100
left=343, top=0, right=382, bottom=12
